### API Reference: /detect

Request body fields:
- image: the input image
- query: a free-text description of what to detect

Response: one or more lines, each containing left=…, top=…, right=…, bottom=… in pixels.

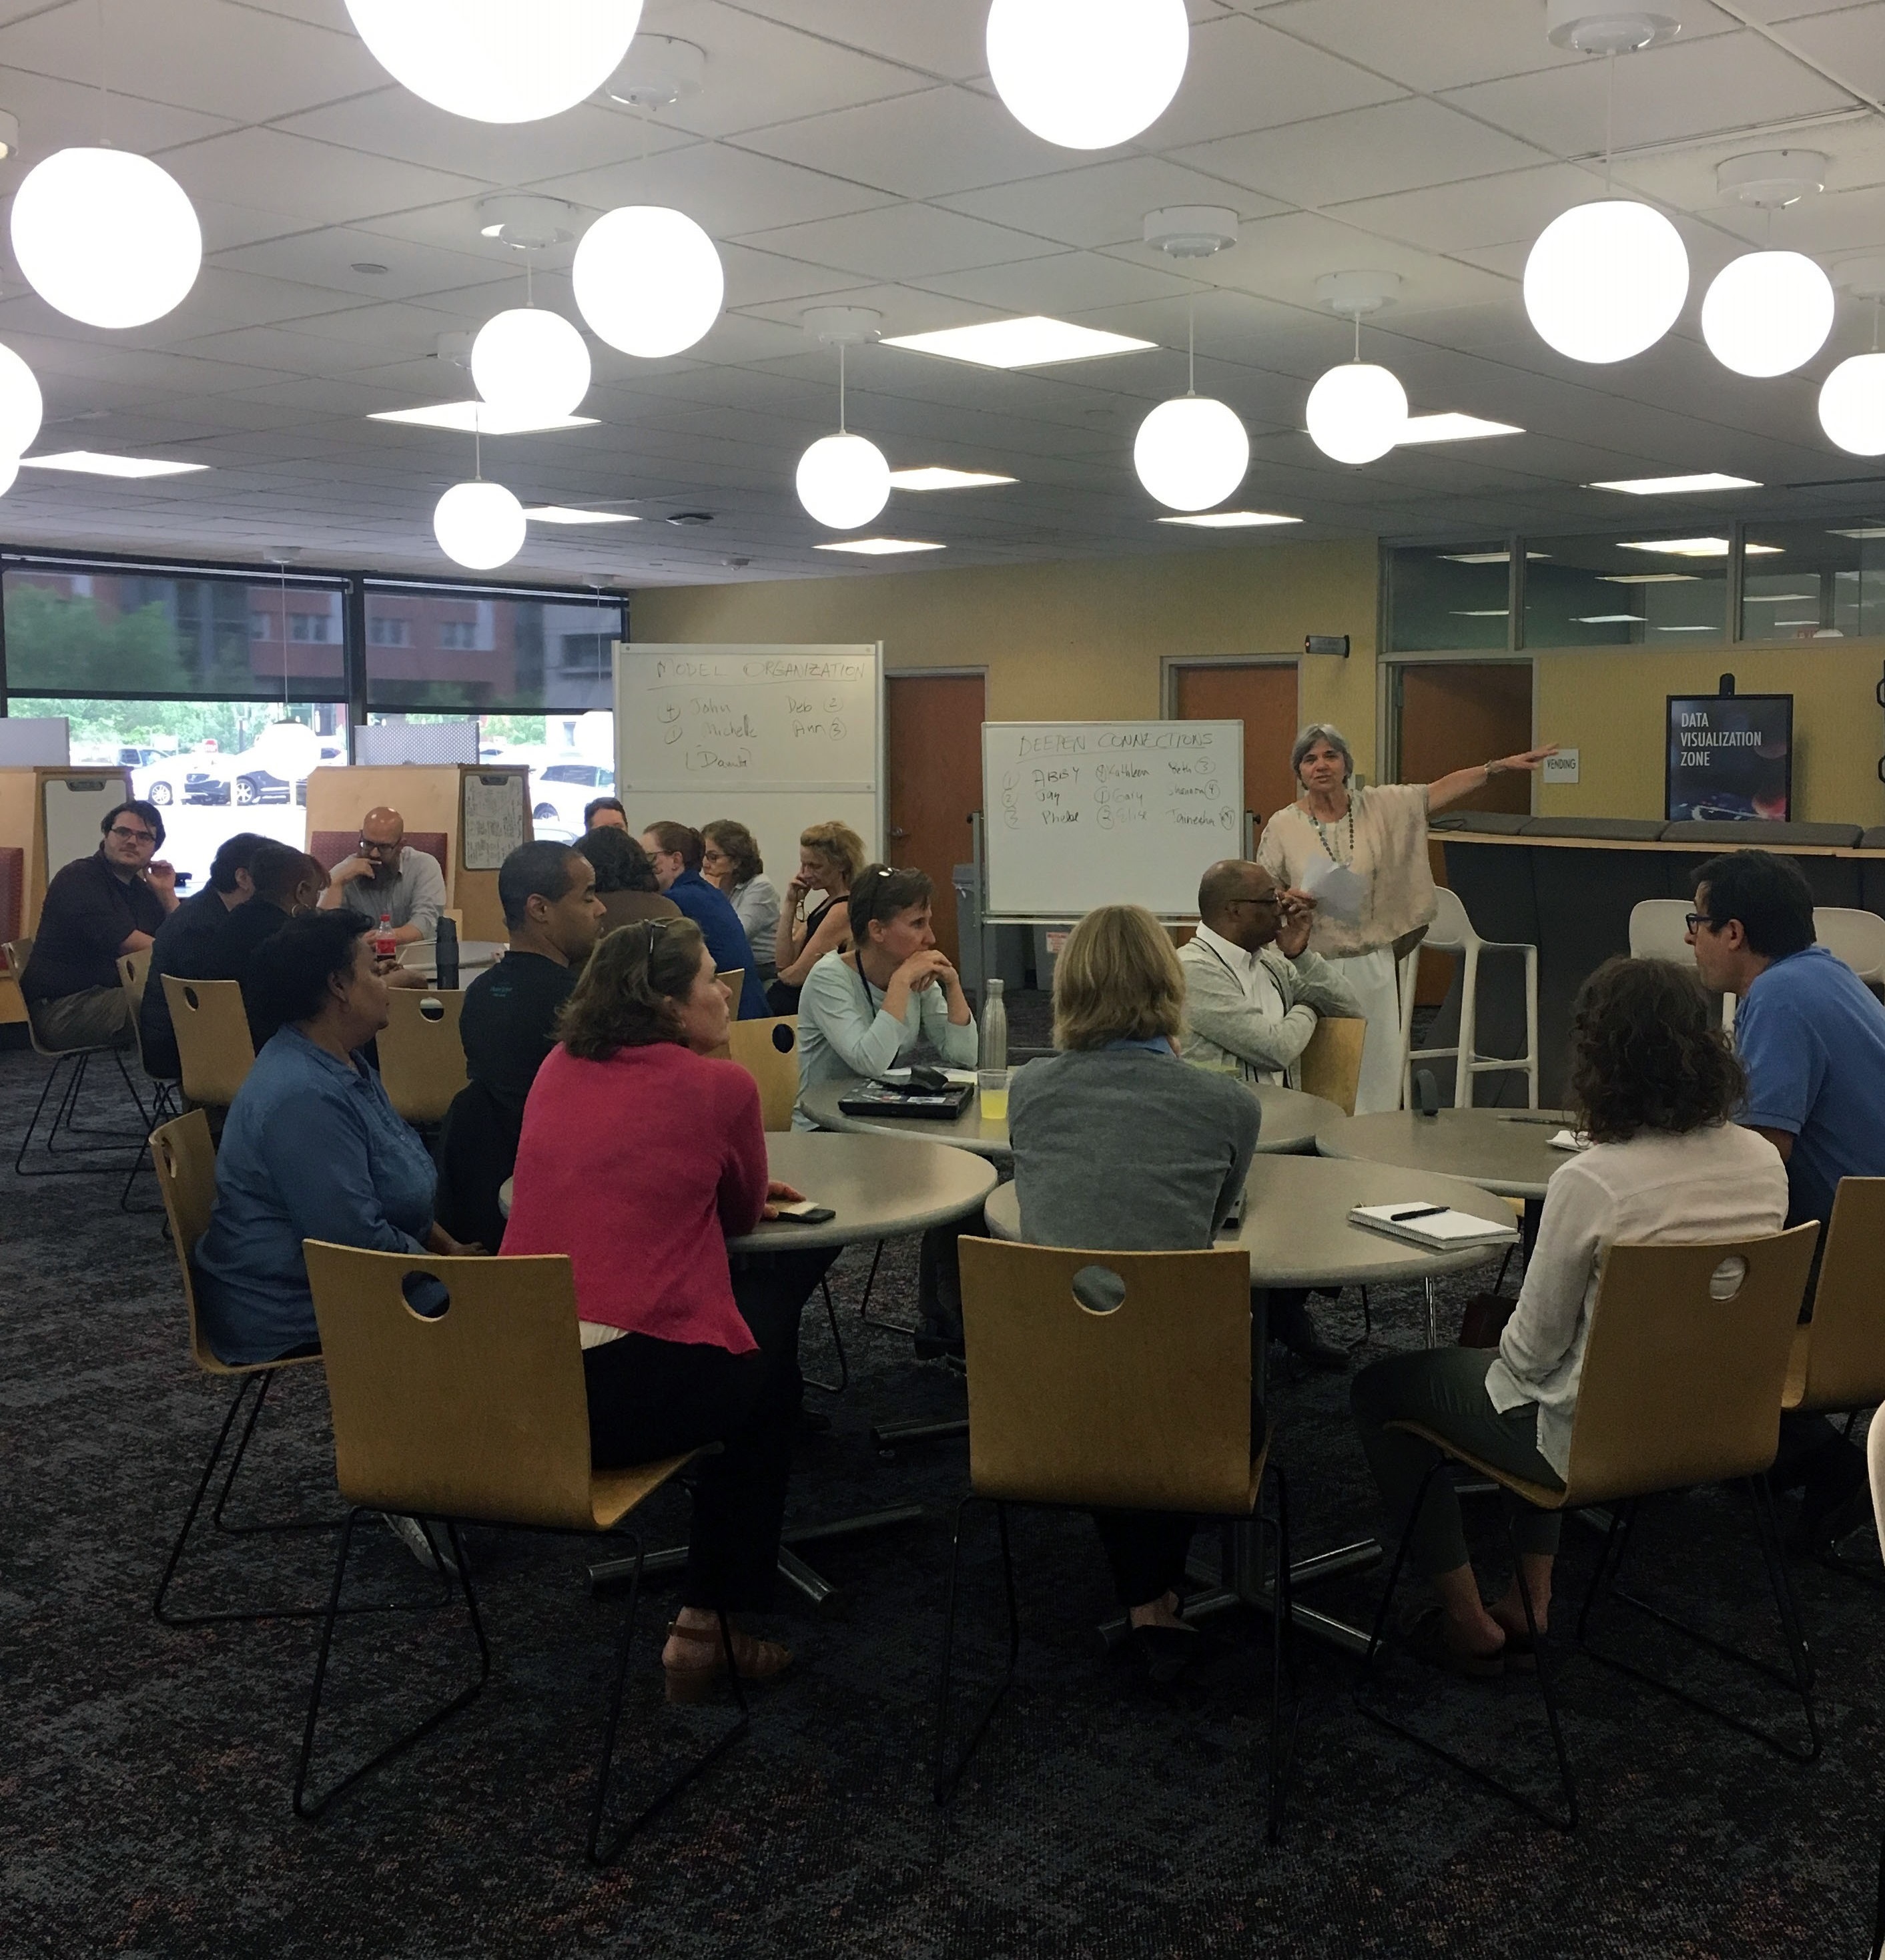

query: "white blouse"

left=1257, top=783, right=1436, bottom=958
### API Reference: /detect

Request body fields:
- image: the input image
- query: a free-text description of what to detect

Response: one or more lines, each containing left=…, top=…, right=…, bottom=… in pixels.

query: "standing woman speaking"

left=1258, top=723, right=1555, bottom=1114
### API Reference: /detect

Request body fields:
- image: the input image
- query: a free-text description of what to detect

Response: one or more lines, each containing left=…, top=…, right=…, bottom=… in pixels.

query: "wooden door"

left=1172, top=662, right=1300, bottom=840
left=885, top=672, right=986, bottom=966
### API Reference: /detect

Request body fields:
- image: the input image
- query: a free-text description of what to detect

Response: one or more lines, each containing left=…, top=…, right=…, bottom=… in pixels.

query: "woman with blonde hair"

left=769, top=818, right=865, bottom=1014
left=1007, top=904, right=1262, bottom=1683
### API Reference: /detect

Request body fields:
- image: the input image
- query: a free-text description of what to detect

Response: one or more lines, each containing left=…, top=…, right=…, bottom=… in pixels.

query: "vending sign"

left=1665, top=693, right=1792, bottom=822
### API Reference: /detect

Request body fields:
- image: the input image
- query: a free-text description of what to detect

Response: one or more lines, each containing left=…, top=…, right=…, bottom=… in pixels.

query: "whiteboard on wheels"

left=983, top=720, right=1243, bottom=921
left=614, top=643, right=881, bottom=880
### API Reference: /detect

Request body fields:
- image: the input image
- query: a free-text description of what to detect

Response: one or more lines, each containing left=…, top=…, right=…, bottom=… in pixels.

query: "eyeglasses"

left=356, top=837, right=400, bottom=856
left=1684, top=912, right=1718, bottom=934
left=107, top=824, right=156, bottom=844
left=1226, top=892, right=1280, bottom=910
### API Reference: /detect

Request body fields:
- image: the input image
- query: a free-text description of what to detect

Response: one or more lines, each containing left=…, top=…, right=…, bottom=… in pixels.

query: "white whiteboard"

left=614, top=643, right=881, bottom=882
left=44, top=771, right=131, bottom=879
left=984, top=720, right=1244, bottom=920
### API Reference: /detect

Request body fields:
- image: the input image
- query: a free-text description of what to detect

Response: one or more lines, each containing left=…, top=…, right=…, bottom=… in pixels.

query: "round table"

left=399, top=939, right=506, bottom=982
left=1313, top=1106, right=1574, bottom=1201
left=982, top=1153, right=1518, bottom=1289
left=799, top=1072, right=1345, bottom=1163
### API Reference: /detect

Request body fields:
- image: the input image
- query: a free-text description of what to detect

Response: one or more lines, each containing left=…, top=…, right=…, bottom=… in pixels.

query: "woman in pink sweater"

left=503, top=916, right=814, bottom=1699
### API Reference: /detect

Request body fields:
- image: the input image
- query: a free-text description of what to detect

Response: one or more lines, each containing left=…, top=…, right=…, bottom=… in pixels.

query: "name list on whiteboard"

left=996, top=725, right=1236, bottom=836
left=637, top=651, right=874, bottom=787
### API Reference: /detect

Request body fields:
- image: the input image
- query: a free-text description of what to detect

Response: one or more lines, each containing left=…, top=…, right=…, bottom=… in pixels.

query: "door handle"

left=887, top=826, right=909, bottom=839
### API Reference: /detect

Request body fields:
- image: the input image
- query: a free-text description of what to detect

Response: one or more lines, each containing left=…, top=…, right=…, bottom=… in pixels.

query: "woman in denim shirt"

left=193, top=910, right=479, bottom=1366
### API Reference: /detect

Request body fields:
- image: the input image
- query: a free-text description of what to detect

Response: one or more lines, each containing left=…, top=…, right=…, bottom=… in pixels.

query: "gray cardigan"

left=1008, top=1046, right=1260, bottom=1252
left=1176, top=934, right=1364, bottom=1088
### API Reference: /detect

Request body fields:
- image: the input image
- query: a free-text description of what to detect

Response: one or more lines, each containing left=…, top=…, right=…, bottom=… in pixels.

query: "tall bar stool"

left=1399, top=888, right=1538, bottom=1109
left=1813, top=906, right=1885, bottom=987
left=1629, top=899, right=1735, bottom=1031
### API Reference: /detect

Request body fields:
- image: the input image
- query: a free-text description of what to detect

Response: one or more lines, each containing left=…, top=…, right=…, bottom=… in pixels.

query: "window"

left=1385, top=543, right=1513, bottom=651
left=438, top=619, right=482, bottom=651
left=362, top=581, right=623, bottom=714
left=542, top=762, right=610, bottom=787
left=289, top=610, right=334, bottom=643
left=1740, top=519, right=1885, bottom=642
left=250, top=610, right=272, bottom=641
left=1523, top=534, right=1728, bottom=647
left=368, top=615, right=410, bottom=647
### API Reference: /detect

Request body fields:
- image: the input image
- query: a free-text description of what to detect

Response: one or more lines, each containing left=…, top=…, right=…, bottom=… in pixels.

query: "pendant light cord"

left=838, top=341, right=847, bottom=434
left=474, top=418, right=482, bottom=482
left=97, top=0, right=109, bottom=143
left=1187, top=300, right=1196, bottom=396
left=1603, top=50, right=1615, bottom=195
left=280, top=561, right=290, bottom=711
left=525, top=255, right=534, bottom=308
left=1353, top=312, right=1362, bottom=362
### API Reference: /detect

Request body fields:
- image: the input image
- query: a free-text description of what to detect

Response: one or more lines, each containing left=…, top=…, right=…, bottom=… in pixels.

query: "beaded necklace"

left=1308, top=791, right=1356, bottom=866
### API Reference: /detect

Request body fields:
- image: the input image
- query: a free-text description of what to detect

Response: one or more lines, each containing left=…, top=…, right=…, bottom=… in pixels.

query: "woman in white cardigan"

left=1350, top=957, right=1786, bottom=1676
left=1257, top=722, right=1555, bottom=1112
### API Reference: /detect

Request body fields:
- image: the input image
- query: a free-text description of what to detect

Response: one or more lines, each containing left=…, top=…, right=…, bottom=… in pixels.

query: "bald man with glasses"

left=318, top=805, right=445, bottom=946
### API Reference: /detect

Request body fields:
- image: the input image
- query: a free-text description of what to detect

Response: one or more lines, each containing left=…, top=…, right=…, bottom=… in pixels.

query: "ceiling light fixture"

left=21, top=450, right=206, bottom=478
left=1158, top=511, right=1301, bottom=529
left=471, top=255, right=593, bottom=424
left=475, top=196, right=580, bottom=249
left=1306, top=272, right=1407, bottom=466
left=0, top=342, right=45, bottom=460
left=986, top=0, right=1188, bottom=150
left=368, top=402, right=598, bottom=435
left=0, top=110, right=19, bottom=161
left=12, top=147, right=202, bottom=329
left=1574, top=613, right=1649, bottom=623
left=1135, top=214, right=1248, bottom=511
left=882, top=317, right=1156, bottom=369
left=608, top=35, right=705, bottom=109
left=573, top=204, right=724, bottom=358
left=1829, top=526, right=1885, bottom=539
left=797, top=309, right=890, bottom=532
left=1442, top=551, right=1549, bottom=564
left=1588, top=472, right=1761, bottom=493
left=1597, top=571, right=1701, bottom=583
left=435, top=480, right=525, bottom=567
left=1701, top=214, right=1834, bottom=378
left=344, top=0, right=643, bottom=123
left=1818, top=268, right=1885, bottom=456
left=524, top=506, right=641, bottom=525
left=1398, top=413, right=1525, bottom=443
left=813, top=538, right=945, bottom=556
left=1615, top=536, right=1782, bottom=557
left=889, top=467, right=1018, bottom=491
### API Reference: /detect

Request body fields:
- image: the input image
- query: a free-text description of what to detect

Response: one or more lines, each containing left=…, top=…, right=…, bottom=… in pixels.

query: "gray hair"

left=1290, top=722, right=1355, bottom=783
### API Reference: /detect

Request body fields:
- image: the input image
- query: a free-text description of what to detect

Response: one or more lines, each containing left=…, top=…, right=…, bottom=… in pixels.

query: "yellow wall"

left=1534, top=639, right=1885, bottom=828
left=631, top=537, right=1382, bottom=774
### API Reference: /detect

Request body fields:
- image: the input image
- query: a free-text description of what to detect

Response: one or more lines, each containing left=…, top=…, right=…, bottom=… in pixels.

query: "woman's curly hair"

left=557, top=916, right=706, bottom=1060
left=1567, top=956, right=1744, bottom=1145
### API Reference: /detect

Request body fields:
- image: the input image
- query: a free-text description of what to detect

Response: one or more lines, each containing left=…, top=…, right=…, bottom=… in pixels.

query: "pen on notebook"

left=1387, top=1205, right=1446, bottom=1221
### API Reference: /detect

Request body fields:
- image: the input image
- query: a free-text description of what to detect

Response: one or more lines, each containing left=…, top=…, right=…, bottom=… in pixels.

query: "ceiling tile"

left=210, top=226, right=515, bottom=306
left=535, top=144, right=898, bottom=240
left=736, top=204, right=1049, bottom=282
left=939, top=157, right=1286, bottom=250
left=917, top=250, right=1200, bottom=315
left=1773, top=3, right=1885, bottom=100
left=1329, top=162, right=1607, bottom=252
left=725, top=0, right=990, bottom=78
left=161, top=127, right=490, bottom=225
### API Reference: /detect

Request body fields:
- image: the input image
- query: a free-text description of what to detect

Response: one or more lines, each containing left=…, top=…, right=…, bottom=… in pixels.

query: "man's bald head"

left=1197, top=858, right=1280, bottom=952
left=360, top=807, right=406, bottom=848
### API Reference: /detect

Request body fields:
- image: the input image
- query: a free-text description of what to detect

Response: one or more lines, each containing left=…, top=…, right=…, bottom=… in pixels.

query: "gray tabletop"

left=982, top=1153, right=1518, bottom=1288
left=399, top=939, right=506, bottom=980
left=499, top=1130, right=996, bottom=1251
left=1314, top=1107, right=1575, bottom=1201
left=799, top=1072, right=1345, bottom=1163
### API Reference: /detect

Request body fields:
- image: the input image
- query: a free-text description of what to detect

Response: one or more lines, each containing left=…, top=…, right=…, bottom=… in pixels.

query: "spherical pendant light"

left=1305, top=362, right=1408, bottom=466
left=470, top=308, right=592, bottom=421
left=1133, top=396, right=1249, bottom=511
left=10, top=147, right=202, bottom=329
left=0, top=456, right=19, bottom=499
left=572, top=205, right=724, bottom=358
left=1818, top=350, right=1885, bottom=456
left=344, top=0, right=643, bottom=123
left=1523, top=199, right=1689, bottom=364
left=0, top=342, right=45, bottom=459
left=986, top=0, right=1189, bottom=150
left=1700, top=249, right=1835, bottom=378
left=434, top=480, right=526, bottom=570
left=795, top=433, right=890, bottom=530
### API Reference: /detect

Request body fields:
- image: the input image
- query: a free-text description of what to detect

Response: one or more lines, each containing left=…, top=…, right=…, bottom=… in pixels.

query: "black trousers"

left=581, top=1251, right=834, bottom=1612
left=1090, top=1382, right=1269, bottom=1610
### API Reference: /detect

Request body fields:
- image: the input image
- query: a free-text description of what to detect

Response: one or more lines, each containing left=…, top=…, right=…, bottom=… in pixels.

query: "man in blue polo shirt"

left=1689, top=848, right=1885, bottom=1550
left=639, top=820, right=767, bottom=1019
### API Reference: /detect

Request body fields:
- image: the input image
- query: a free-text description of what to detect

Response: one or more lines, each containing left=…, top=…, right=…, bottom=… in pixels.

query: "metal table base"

left=587, top=1504, right=929, bottom=1606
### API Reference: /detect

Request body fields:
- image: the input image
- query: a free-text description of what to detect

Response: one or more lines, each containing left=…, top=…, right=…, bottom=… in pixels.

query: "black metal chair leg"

left=933, top=1496, right=1018, bottom=1804
left=1507, top=1507, right=1577, bottom=1830
left=587, top=1539, right=752, bottom=1865
left=857, top=1239, right=917, bottom=1337
left=1264, top=1464, right=1302, bottom=1847
left=294, top=1516, right=492, bottom=1821
left=803, top=1277, right=851, bottom=1397
left=1874, top=1819, right=1885, bottom=1960
left=15, top=1051, right=74, bottom=1174
left=121, top=1080, right=178, bottom=1211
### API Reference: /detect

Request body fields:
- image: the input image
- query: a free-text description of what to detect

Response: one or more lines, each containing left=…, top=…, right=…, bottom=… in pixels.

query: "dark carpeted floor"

left=3, top=1019, right=1882, bottom=1959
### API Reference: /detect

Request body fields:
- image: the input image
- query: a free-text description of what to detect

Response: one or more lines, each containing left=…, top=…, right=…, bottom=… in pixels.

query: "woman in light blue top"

left=793, top=864, right=978, bottom=1128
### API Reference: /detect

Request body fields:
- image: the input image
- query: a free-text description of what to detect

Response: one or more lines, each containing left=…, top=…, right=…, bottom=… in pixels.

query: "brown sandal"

left=662, top=1618, right=793, bottom=1704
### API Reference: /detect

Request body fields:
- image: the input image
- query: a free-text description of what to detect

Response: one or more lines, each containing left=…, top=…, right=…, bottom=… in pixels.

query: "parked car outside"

left=528, top=759, right=617, bottom=838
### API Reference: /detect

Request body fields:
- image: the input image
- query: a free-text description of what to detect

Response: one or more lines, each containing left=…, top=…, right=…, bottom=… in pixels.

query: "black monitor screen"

left=1665, top=693, right=1792, bottom=822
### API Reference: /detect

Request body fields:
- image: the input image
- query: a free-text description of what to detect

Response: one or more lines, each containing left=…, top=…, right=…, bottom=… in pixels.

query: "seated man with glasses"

left=318, top=804, right=445, bottom=946
left=21, top=799, right=179, bottom=1050
left=1176, top=858, right=1365, bottom=1373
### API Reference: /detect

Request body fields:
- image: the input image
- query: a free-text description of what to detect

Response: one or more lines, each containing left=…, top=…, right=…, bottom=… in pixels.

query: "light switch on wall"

left=1543, top=748, right=1580, bottom=784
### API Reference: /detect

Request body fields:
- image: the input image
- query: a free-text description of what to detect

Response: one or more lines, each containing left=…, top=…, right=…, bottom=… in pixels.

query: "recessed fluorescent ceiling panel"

left=888, top=467, right=1018, bottom=490
left=1617, top=537, right=1784, bottom=558
left=1441, top=550, right=1549, bottom=564
left=1398, top=414, right=1524, bottom=443
left=1158, top=511, right=1300, bottom=529
left=1599, top=572, right=1701, bottom=583
left=1828, top=527, right=1885, bottom=539
left=21, top=450, right=208, bottom=477
left=1587, top=473, right=1761, bottom=494
left=369, top=402, right=599, bottom=435
left=524, top=505, right=640, bottom=524
left=1451, top=609, right=1509, bottom=617
left=1575, top=613, right=1647, bottom=623
left=1743, top=591, right=1816, bottom=601
left=882, top=316, right=1156, bottom=368
left=813, top=538, right=946, bottom=556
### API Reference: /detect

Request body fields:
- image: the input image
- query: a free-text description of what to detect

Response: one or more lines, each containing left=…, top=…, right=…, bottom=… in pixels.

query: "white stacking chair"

left=1631, top=898, right=1735, bottom=1031
left=1813, top=907, right=1885, bottom=988
left=1399, top=886, right=1538, bottom=1109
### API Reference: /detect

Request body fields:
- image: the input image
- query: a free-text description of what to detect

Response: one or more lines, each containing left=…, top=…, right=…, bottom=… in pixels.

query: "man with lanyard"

left=1178, top=856, right=1364, bottom=1372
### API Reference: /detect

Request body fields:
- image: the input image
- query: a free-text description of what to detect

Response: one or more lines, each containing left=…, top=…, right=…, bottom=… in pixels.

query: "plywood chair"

left=7, top=935, right=153, bottom=1177
left=1364, top=1224, right=1821, bottom=1831
left=377, top=987, right=468, bottom=1126
left=163, top=974, right=256, bottom=1109
left=716, top=968, right=744, bottom=1014
left=294, top=1241, right=742, bottom=1863
left=1298, top=1015, right=1366, bottom=1116
left=117, top=948, right=177, bottom=1211
left=935, top=1238, right=1296, bottom=1843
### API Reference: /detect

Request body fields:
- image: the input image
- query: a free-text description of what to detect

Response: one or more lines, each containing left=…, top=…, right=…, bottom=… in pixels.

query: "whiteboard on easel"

left=983, top=720, right=1244, bottom=920
left=614, top=643, right=881, bottom=880
left=43, top=773, right=129, bottom=880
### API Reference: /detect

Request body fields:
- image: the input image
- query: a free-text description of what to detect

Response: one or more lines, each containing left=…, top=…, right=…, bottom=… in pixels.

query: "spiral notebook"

left=1349, top=1203, right=1520, bottom=1251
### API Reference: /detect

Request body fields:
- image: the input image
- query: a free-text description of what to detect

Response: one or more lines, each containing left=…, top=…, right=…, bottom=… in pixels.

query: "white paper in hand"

left=1301, top=857, right=1365, bottom=926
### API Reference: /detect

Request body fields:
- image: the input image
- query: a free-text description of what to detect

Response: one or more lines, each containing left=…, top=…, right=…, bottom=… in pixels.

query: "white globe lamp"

left=0, top=455, right=19, bottom=499
left=795, top=433, right=889, bottom=530
left=470, top=308, right=592, bottom=421
left=1523, top=200, right=1689, bottom=363
left=0, top=342, right=44, bottom=459
left=10, top=147, right=202, bottom=329
left=1306, top=362, right=1408, bottom=466
left=1700, top=250, right=1835, bottom=377
left=344, top=0, right=643, bottom=123
left=986, top=0, right=1189, bottom=150
left=434, top=480, right=526, bottom=570
left=1133, top=396, right=1248, bottom=511
left=1819, top=351, right=1885, bottom=456
left=573, top=206, right=725, bottom=358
